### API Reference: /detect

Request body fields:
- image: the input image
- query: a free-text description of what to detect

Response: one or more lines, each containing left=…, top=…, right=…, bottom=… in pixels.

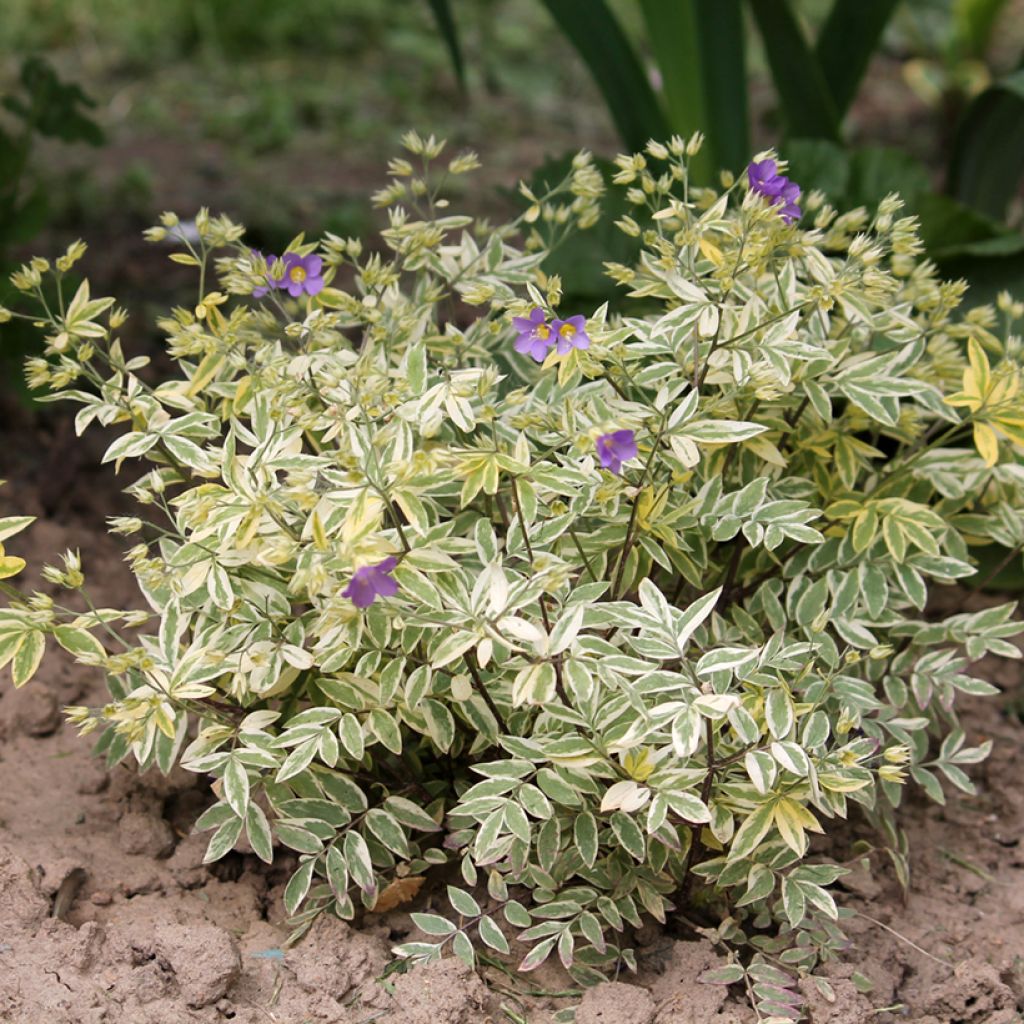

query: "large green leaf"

left=948, top=70, right=1024, bottom=220
left=425, top=0, right=466, bottom=90
left=952, top=0, right=1015, bottom=59
left=815, top=0, right=901, bottom=117
left=638, top=0, right=748, bottom=178
left=747, top=0, right=840, bottom=141
left=539, top=0, right=669, bottom=152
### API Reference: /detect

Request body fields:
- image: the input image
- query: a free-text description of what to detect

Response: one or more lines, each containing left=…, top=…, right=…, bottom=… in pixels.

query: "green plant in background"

left=0, top=56, right=104, bottom=259
left=0, top=56, right=104, bottom=395
left=3, top=139, right=1024, bottom=1018
left=433, top=0, right=1024, bottom=304
left=900, top=0, right=1018, bottom=119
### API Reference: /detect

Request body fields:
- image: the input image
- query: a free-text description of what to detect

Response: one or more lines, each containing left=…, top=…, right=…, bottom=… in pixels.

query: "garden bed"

left=1, top=410, right=1022, bottom=1024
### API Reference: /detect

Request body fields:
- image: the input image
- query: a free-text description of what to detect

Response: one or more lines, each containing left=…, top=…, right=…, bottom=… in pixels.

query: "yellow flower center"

left=559, top=323, right=576, bottom=338
left=290, top=266, right=307, bottom=283
left=536, top=324, right=551, bottom=340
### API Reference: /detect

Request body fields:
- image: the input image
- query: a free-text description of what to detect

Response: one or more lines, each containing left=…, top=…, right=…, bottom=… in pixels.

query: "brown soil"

left=1, top=407, right=1023, bottom=1023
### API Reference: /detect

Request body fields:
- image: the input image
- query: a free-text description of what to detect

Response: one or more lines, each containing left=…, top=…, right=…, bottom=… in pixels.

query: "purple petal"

left=305, top=254, right=323, bottom=276
left=305, top=276, right=325, bottom=295
left=286, top=281, right=303, bottom=297
left=528, top=307, right=546, bottom=325
left=514, top=334, right=535, bottom=355
left=512, top=317, right=536, bottom=332
left=371, top=573, right=399, bottom=600
left=343, top=575, right=378, bottom=608
left=529, top=338, right=551, bottom=362
left=377, top=556, right=398, bottom=573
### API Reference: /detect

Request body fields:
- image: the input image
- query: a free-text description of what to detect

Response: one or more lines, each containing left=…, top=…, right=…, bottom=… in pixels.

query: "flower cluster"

left=747, top=158, right=802, bottom=223
left=512, top=307, right=591, bottom=362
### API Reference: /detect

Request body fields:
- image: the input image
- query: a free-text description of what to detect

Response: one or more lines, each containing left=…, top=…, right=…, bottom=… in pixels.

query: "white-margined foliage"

left=2, top=133, right=1023, bottom=1015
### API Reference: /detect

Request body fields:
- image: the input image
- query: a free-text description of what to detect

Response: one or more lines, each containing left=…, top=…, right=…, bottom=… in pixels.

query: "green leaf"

left=223, top=757, right=251, bottom=817
left=794, top=577, right=829, bottom=627
left=53, top=625, right=105, bottom=661
left=729, top=801, right=776, bottom=861
left=574, top=811, right=599, bottom=868
left=701, top=963, right=747, bottom=984
left=447, top=885, right=482, bottom=918
left=949, top=69, right=1024, bottom=220
left=412, top=912, right=457, bottom=937
left=385, top=795, right=441, bottom=832
left=344, top=830, right=375, bottom=893
left=478, top=915, right=510, bottom=953
left=420, top=698, right=456, bottom=752
left=452, top=930, right=476, bottom=967
left=676, top=586, right=721, bottom=650
left=284, top=858, right=315, bottom=915
left=424, top=0, right=466, bottom=91
left=765, top=688, right=795, bottom=740
left=245, top=803, right=274, bottom=863
left=365, top=809, right=411, bottom=857
left=538, top=0, right=669, bottom=152
left=11, top=630, right=45, bottom=688
left=0, top=515, right=34, bottom=542
left=610, top=811, right=646, bottom=861
left=275, top=824, right=324, bottom=855
left=748, top=0, right=840, bottom=140
left=204, top=815, right=243, bottom=863
left=638, top=0, right=748, bottom=177
left=814, top=0, right=899, bottom=117
left=326, top=844, right=349, bottom=897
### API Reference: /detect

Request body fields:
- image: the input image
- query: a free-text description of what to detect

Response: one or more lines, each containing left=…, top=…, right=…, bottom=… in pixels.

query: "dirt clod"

left=154, top=922, right=241, bottom=1008
left=578, top=982, right=656, bottom=1024
left=118, top=810, right=176, bottom=858
left=381, top=958, right=490, bottom=1024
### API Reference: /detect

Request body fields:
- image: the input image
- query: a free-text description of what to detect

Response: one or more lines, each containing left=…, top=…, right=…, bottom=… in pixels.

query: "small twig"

left=973, top=541, right=1023, bottom=591
left=853, top=911, right=954, bottom=968
left=464, top=654, right=507, bottom=732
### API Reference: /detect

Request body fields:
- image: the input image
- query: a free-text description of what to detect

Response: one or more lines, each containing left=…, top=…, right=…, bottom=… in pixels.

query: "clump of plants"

left=3, top=132, right=1023, bottom=1017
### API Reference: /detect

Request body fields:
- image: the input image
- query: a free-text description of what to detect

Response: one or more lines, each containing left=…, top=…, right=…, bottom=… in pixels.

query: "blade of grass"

left=948, top=69, right=1024, bottom=220
left=425, top=0, right=467, bottom=91
left=815, top=0, right=900, bottom=117
left=539, top=0, right=669, bottom=152
left=638, top=0, right=749, bottom=179
left=747, top=0, right=840, bottom=140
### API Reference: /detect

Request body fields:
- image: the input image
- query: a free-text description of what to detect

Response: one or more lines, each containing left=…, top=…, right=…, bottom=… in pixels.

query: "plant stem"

left=509, top=476, right=568, bottom=705
left=464, top=653, right=506, bottom=731
left=610, top=417, right=666, bottom=600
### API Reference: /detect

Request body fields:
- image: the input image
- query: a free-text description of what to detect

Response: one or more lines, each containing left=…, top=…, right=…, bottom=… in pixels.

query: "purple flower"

left=252, top=252, right=278, bottom=298
left=343, top=556, right=399, bottom=609
left=553, top=315, right=591, bottom=355
left=512, top=307, right=555, bottom=363
left=747, top=159, right=802, bottom=224
left=747, top=159, right=785, bottom=199
left=596, top=430, right=638, bottom=475
left=280, top=253, right=325, bottom=297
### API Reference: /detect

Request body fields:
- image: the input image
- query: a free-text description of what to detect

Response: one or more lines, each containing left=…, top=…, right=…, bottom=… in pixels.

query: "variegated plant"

left=3, top=133, right=1023, bottom=1017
